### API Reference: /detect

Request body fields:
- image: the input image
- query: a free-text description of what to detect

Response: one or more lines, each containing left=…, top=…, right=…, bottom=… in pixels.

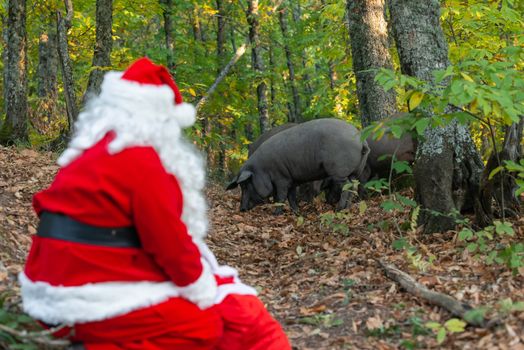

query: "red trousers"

left=66, top=295, right=290, bottom=350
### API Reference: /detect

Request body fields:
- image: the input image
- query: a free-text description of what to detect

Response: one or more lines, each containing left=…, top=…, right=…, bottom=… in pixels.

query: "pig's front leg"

left=273, top=183, right=289, bottom=215
left=287, top=186, right=299, bottom=215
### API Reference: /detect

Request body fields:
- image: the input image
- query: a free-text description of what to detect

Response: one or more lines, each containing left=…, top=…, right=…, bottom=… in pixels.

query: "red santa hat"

left=118, top=57, right=197, bottom=128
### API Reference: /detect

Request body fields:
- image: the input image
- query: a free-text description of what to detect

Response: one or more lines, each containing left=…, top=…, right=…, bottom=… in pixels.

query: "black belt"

left=37, top=212, right=141, bottom=248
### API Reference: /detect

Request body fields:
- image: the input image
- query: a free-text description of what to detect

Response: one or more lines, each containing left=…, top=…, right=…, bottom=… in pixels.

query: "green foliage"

left=319, top=211, right=350, bottom=235
left=504, top=159, right=524, bottom=196
left=298, top=313, right=344, bottom=328
left=458, top=220, right=524, bottom=273
left=425, top=318, right=466, bottom=345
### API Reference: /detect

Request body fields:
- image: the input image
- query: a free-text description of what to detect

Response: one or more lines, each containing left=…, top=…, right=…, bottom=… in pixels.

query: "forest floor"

left=0, top=146, right=523, bottom=349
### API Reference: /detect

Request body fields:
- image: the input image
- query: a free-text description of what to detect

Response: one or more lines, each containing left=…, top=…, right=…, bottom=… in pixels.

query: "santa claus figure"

left=19, top=57, right=291, bottom=350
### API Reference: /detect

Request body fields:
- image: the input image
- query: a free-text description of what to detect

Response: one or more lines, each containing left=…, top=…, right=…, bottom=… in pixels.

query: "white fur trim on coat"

left=57, top=71, right=208, bottom=240
left=19, top=260, right=217, bottom=325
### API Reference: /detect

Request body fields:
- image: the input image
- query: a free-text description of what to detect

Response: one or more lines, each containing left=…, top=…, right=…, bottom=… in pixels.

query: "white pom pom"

left=172, top=102, right=197, bottom=128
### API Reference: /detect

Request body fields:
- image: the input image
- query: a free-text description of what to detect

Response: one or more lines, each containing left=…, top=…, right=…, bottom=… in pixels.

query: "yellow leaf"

left=460, top=72, right=474, bottom=82
left=188, top=88, right=196, bottom=97
left=409, top=91, right=424, bottom=110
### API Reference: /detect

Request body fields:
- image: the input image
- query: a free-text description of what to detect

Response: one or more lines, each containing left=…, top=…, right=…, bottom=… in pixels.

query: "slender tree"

left=57, top=0, right=78, bottom=133
left=36, top=17, right=58, bottom=130
left=160, top=0, right=176, bottom=74
left=1, top=0, right=28, bottom=144
left=246, top=0, right=270, bottom=133
left=291, top=2, right=313, bottom=108
left=216, top=0, right=227, bottom=175
left=346, top=0, right=397, bottom=127
left=389, top=0, right=484, bottom=233
left=279, top=6, right=301, bottom=122
left=84, top=0, right=113, bottom=100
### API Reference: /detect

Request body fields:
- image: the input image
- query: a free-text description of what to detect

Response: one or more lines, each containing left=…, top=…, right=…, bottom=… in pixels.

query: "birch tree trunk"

left=1, top=0, right=28, bottom=144
left=389, top=0, right=484, bottom=233
left=279, top=6, right=301, bottom=123
left=84, top=0, right=113, bottom=100
left=347, top=0, right=397, bottom=127
left=246, top=0, right=270, bottom=133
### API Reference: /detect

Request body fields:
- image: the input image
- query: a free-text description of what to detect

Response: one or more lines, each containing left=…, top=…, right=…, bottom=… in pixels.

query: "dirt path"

left=1, top=147, right=523, bottom=349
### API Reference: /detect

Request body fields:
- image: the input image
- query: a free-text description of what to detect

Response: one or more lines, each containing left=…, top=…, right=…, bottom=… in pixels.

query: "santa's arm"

left=132, top=148, right=216, bottom=309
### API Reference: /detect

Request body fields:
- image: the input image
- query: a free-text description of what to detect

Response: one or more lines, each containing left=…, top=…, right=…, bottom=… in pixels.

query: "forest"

left=0, top=0, right=523, bottom=348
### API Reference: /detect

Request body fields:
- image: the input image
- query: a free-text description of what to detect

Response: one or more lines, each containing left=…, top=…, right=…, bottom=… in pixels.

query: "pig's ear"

left=237, top=170, right=253, bottom=184
left=225, top=171, right=252, bottom=190
left=226, top=174, right=239, bottom=190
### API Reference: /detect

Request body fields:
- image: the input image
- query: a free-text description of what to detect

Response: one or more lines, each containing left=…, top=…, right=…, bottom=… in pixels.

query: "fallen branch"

left=0, top=323, right=70, bottom=347
left=378, top=259, right=495, bottom=328
left=195, top=40, right=249, bottom=114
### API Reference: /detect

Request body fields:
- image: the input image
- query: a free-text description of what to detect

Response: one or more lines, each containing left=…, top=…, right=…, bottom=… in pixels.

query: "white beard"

left=58, top=72, right=208, bottom=240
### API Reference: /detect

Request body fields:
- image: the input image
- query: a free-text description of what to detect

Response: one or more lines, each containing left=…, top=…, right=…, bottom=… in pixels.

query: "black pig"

left=227, top=118, right=369, bottom=213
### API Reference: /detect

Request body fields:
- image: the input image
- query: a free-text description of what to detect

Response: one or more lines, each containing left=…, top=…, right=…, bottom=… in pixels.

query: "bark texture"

left=477, top=119, right=523, bottom=227
left=84, top=0, right=113, bottom=100
left=57, top=4, right=78, bottom=134
left=346, top=0, right=398, bottom=127
left=389, top=0, right=484, bottom=233
left=279, top=7, right=301, bottom=123
left=246, top=0, right=270, bottom=133
left=161, top=0, right=175, bottom=74
left=2, top=0, right=28, bottom=144
left=36, top=19, right=58, bottom=131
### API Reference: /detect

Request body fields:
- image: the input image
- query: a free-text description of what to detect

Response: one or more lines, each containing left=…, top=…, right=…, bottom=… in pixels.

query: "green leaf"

left=392, top=161, right=413, bottom=175
left=390, top=125, right=404, bottom=139
left=464, top=308, right=487, bottom=324
left=444, top=318, right=466, bottom=333
left=488, top=166, right=504, bottom=180
left=458, top=228, right=474, bottom=241
left=381, top=200, right=404, bottom=212
left=425, top=321, right=441, bottom=330
left=467, top=243, right=478, bottom=252
left=296, top=216, right=304, bottom=226
left=437, top=328, right=447, bottom=344
left=494, top=221, right=514, bottom=236
left=392, top=238, right=409, bottom=250
left=414, top=118, right=430, bottom=136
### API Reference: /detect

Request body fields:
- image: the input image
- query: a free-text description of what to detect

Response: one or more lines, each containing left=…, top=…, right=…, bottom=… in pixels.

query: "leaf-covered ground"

left=1, top=146, right=523, bottom=349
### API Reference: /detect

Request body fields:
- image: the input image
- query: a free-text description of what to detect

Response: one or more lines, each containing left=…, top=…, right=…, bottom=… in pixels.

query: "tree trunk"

left=346, top=0, right=398, bottom=127
left=36, top=18, right=58, bottom=131
left=389, top=0, right=484, bottom=233
left=161, top=0, right=175, bottom=74
left=57, top=2, right=78, bottom=134
left=279, top=6, right=301, bottom=123
left=477, top=118, right=523, bottom=227
left=215, top=0, right=227, bottom=176
left=246, top=0, right=270, bottom=133
left=291, top=2, right=313, bottom=108
left=84, top=0, right=113, bottom=100
left=1, top=0, right=28, bottom=145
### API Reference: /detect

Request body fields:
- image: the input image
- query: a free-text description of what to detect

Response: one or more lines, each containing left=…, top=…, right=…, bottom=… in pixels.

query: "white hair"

left=58, top=72, right=208, bottom=239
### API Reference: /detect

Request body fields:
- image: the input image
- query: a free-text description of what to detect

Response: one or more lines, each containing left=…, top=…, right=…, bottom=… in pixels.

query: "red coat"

left=20, top=133, right=254, bottom=325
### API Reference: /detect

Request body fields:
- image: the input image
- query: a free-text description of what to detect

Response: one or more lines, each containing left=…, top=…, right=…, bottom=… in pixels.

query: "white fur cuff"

left=178, top=259, right=217, bottom=309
